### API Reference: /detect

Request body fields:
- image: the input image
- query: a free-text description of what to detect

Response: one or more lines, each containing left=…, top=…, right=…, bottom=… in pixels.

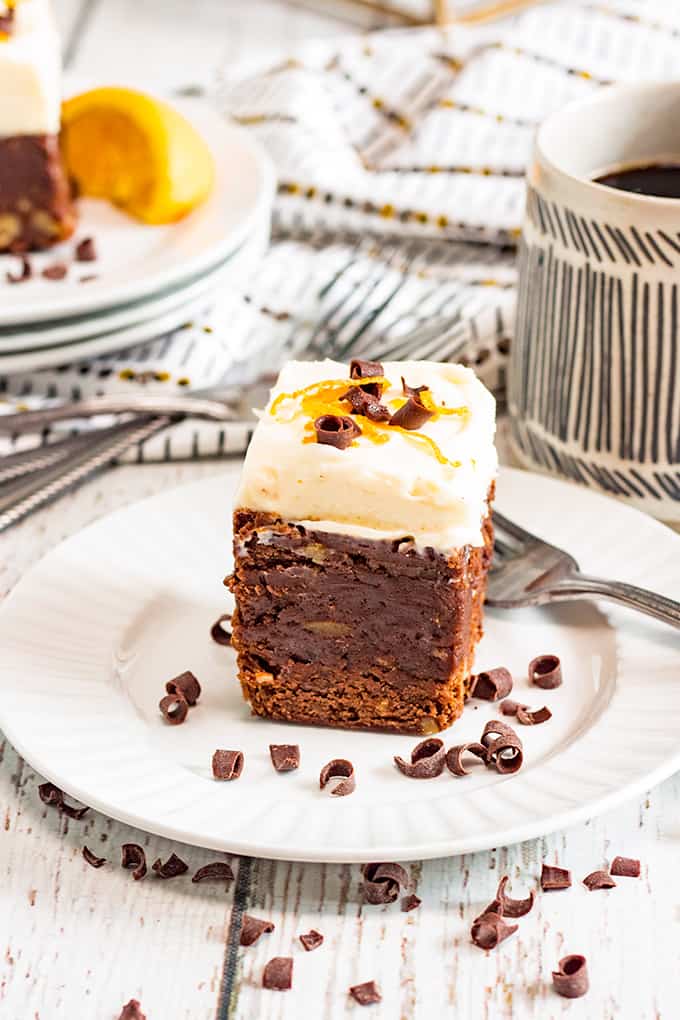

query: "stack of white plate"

left=0, top=101, right=275, bottom=374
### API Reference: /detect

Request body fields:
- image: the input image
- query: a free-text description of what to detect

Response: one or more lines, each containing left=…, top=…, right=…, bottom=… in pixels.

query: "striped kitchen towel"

left=3, top=0, right=680, bottom=462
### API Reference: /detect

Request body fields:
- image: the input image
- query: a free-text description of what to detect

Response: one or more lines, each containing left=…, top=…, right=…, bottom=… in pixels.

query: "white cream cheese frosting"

left=235, top=359, right=497, bottom=551
left=0, top=0, right=62, bottom=137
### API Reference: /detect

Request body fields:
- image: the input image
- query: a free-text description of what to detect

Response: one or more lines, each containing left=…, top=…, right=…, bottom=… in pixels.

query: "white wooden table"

left=1, top=3, right=680, bottom=1018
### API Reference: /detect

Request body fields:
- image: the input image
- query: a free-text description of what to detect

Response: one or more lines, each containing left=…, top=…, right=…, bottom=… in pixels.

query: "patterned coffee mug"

left=509, top=82, right=680, bottom=522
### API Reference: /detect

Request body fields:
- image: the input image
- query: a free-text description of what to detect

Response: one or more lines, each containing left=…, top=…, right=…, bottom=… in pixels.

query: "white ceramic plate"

left=0, top=467, right=678, bottom=862
left=0, top=99, right=275, bottom=328
left=0, top=223, right=269, bottom=372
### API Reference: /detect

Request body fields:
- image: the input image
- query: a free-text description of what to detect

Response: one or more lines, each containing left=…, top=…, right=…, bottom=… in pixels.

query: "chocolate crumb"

left=516, top=705, right=552, bottom=726
left=394, top=737, right=446, bottom=778
left=75, top=236, right=97, bottom=262
left=118, top=1000, right=146, bottom=1020
left=299, top=929, right=324, bottom=951
left=212, top=749, right=244, bottom=780
left=540, top=864, right=572, bottom=891
left=583, top=869, right=616, bottom=891
left=6, top=255, right=31, bottom=284
left=165, top=669, right=201, bottom=705
left=210, top=613, right=232, bottom=645
left=159, top=693, right=188, bottom=725
left=492, top=875, right=535, bottom=918
left=192, top=861, right=235, bottom=884
left=38, top=782, right=89, bottom=819
left=471, top=667, right=513, bottom=701
left=152, top=853, right=189, bottom=879
left=319, top=758, right=355, bottom=796
left=314, top=414, right=361, bottom=450
left=610, top=856, right=640, bottom=878
left=445, top=742, right=487, bottom=777
left=529, top=654, right=562, bottom=689
left=42, top=263, right=68, bottom=281
left=82, top=845, right=106, bottom=869
left=121, top=843, right=147, bottom=881
left=470, top=911, right=518, bottom=950
left=362, top=862, right=409, bottom=905
left=79, top=274, right=98, bottom=283
left=263, top=957, right=293, bottom=991
left=552, top=955, right=589, bottom=998
left=241, top=914, right=275, bottom=946
left=401, top=893, right=421, bottom=912
left=349, top=980, right=382, bottom=1005
left=269, top=744, right=300, bottom=772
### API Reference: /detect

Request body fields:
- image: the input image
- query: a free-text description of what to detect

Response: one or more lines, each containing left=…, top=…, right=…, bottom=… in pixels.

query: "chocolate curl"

left=529, top=653, right=562, bottom=689
left=552, top=955, right=589, bottom=998
left=394, top=737, right=446, bottom=778
left=319, top=758, right=355, bottom=796
left=314, top=414, right=362, bottom=450
left=349, top=358, right=384, bottom=397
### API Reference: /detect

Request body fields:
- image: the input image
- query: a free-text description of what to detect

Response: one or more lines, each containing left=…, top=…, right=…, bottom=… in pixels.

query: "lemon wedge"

left=61, top=87, right=214, bottom=225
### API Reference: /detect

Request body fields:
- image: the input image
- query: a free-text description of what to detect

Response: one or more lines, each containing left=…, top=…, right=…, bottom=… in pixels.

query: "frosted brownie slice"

left=0, top=0, right=76, bottom=251
left=228, top=358, right=497, bottom=735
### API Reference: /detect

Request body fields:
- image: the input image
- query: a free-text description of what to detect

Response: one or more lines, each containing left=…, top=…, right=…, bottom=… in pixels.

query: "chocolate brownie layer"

left=228, top=503, right=493, bottom=735
left=0, top=134, right=76, bottom=251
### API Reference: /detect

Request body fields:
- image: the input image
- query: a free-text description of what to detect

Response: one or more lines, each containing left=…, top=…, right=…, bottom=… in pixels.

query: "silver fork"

left=487, top=510, right=680, bottom=629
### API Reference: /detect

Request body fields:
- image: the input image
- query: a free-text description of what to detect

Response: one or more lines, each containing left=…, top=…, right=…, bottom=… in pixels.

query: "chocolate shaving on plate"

left=314, top=414, right=361, bottom=450
left=610, top=855, right=640, bottom=878
left=118, top=1000, right=146, bottom=1020
left=401, top=893, right=421, bottom=912
left=319, top=758, right=355, bottom=796
left=38, top=782, right=89, bottom=819
left=349, top=357, right=384, bottom=397
left=552, top=955, right=589, bottom=999
left=152, top=853, right=189, bottom=879
left=192, top=861, right=235, bottom=884
left=445, top=742, right=487, bottom=777
left=212, top=749, right=244, bottom=780
left=299, top=929, right=324, bottom=951
left=500, top=699, right=524, bottom=717
left=480, top=721, right=524, bottom=775
left=165, top=669, right=201, bottom=705
left=82, top=845, right=107, bottom=869
left=210, top=613, right=232, bottom=645
left=389, top=392, right=433, bottom=431
left=583, top=869, right=616, bottom=891
left=362, top=862, right=409, bottom=905
left=540, top=864, right=572, bottom=891
left=240, top=914, right=275, bottom=946
left=269, top=744, right=300, bottom=772
left=470, top=911, right=518, bottom=950
left=121, top=843, right=147, bottom=881
left=159, top=693, right=188, bottom=725
left=394, top=737, right=446, bottom=778
left=401, top=377, right=429, bottom=399
left=492, top=875, right=535, bottom=918
left=470, top=667, right=513, bottom=701
left=529, top=654, right=562, bottom=689
left=516, top=705, right=552, bottom=726
left=6, top=255, right=31, bottom=284
left=75, top=236, right=97, bottom=262
left=262, top=957, right=293, bottom=991
left=349, top=980, right=382, bottom=1006
left=340, top=385, right=391, bottom=421
left=42, top=263, right=68, bottom=280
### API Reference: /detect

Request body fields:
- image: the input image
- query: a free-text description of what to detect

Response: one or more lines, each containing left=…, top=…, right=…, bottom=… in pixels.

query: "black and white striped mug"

left=509, top=83, right=680, bottom=522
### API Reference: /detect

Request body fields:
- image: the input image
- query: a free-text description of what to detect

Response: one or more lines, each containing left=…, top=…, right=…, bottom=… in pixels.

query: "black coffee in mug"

left=595, top=162, right=680, bottom=198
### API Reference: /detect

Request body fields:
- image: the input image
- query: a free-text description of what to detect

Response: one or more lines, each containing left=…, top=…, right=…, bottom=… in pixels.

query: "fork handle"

left=556, top=575, right=680, bottom=630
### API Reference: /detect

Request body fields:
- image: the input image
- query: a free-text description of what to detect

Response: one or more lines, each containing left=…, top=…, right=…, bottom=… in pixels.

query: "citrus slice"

left=60, top=87, right=214, bottom=225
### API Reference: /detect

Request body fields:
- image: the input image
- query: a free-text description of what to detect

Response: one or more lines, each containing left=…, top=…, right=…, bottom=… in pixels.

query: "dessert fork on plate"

left=488, top=510, right=680, bottom=629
